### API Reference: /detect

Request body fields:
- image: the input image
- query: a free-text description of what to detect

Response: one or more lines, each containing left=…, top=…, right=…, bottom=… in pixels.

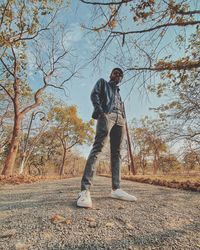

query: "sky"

left=42, top=1, right=168, bottom=122
left=26, top=0, right=197, bottom=157
left=41, top=2, right=168, bottom=156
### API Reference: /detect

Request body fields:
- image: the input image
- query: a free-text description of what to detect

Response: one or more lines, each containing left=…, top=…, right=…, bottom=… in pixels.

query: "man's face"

left=110, top=70, right=123, bottom=84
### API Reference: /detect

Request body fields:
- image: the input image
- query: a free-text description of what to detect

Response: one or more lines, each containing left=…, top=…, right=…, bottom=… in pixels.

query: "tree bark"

left=153, top=150, right=160, bottom=175
left=1, top=114, right=22, bottom=175
left=59, top=148, right=66, bottom=176
left=19, top=155, right=26, bottom=174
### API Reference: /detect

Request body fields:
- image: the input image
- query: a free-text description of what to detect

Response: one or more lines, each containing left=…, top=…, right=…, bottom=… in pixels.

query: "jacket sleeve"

left=90, top=78, right=104, bottom=114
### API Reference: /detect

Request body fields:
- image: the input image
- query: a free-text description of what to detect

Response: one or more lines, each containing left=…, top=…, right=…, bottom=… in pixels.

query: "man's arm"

left=90, top=78, right=104, bottom=115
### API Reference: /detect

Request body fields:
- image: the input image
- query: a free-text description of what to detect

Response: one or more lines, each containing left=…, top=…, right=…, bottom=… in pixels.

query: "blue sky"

left=41, top=2, right=169, bottom=156
left=44, top=1, right=169, bottom=122
left=26, top=1, right=197, bottom=156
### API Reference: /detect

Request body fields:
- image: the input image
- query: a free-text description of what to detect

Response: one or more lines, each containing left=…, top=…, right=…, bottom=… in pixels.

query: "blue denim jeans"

left=81, top=113, right=125, bottom=190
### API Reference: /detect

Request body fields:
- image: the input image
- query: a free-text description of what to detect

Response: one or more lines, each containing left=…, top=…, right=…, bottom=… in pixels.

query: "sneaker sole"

left=77, top=202, right=92, bottom=208
left=110, top=194, right=137, bottom=202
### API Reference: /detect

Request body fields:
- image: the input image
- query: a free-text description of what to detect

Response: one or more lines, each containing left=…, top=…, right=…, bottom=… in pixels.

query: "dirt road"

left=0, top=176, right=199, bottom=250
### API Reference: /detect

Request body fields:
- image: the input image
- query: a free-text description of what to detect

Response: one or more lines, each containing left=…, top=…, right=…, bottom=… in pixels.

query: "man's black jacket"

left=90, top=78, right=125, bottom=119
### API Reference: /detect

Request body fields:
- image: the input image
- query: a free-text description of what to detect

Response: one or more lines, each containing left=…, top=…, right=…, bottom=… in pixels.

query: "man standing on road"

left=77, top=68, right=137, bottom=208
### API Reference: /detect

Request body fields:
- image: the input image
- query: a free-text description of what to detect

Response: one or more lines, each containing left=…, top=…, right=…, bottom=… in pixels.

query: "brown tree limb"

left=127, top=61, right=200, bottom=71
left=8, top=10, right=58, bottom=44
left=177, top=10, right=200, bottom=15
left=0, top=0, right=10, bottom=27
left=80, top=0, right=133, bottom=5
left=90, top=2, right=122, bottom=31
left=20, top=86, right=45, bottom=116
left=0, top=58, right=15, bottom=78
left=0, top=84, right=14, bottom=101
left=111, top=20, right=200, bottom=35
left=66, top=138, right=80, bottom=150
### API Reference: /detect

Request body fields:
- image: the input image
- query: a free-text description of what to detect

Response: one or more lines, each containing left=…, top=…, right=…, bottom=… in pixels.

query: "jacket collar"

left=109, top=80, right=120, bottom=92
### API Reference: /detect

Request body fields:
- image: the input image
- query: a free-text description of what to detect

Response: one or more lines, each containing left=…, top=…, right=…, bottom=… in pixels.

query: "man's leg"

left=110, top=124, right=125, bottom=190
left=81, top=115, right=111, bottom=191
left=110, top=123, right=137, bottom=202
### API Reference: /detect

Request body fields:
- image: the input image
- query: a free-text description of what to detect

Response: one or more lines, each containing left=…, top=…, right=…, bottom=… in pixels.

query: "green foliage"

left=183, top=150, right=200, bottom=172
left=0, top=0, right=63, bottom=46
left=159, top=154, right=181, bottom=174
left=0, top=0, right=64, bottom=96
left=150, top=28, right=200, bottom=148
left=130, top=116, right=169, bottom=174
left=50, top=105, right=94, bottom=147
left=80, top=0, right=199, bottom=72
left=16, top=101, right=94, bottom=176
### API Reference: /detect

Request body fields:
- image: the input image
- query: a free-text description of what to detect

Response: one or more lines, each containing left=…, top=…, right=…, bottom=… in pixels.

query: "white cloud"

left=63, top=23, right=83, bottom=49
left=26, top=48, right=37, bottom=77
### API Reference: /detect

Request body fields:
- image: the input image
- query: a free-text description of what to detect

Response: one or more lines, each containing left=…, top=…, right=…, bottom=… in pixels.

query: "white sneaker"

left=77, top=190, right=92, bottom=208
left=111, top=189, right=137, bottom=202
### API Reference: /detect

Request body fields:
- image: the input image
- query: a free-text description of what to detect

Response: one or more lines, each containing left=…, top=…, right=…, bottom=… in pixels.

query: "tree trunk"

left=153, top=151, right=160, bottom=175
left=2, top=115, right=22, bottom=175
left=19, top=155, right=26, bottom=174
left=60, top=148, right=66, bottom=176
left=142, top=156, right=146, bottom=175
left=19, top=119, right=48, bottom=174
left=73, top=158, right=76, bottom=176
left=153, top=156, right=157, bottom=175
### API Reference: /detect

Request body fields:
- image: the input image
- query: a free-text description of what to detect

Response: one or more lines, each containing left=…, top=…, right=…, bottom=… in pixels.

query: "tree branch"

left=9, top=10, right=58, bottom=43
left=0, top=84, right=14, bottom=102
left=90, top=2, right=122, bottom=31
left=20, top=86, right=46, bottom=116
left=127, top=61, right=200, bottom=71
left=80, top=0, right=133, bottom=5
left=177, top=10, right=200, bottom=15
left=0, top=0, right=11, bottom=27
left=111, top=20, right=200, bottom=35
left=66, top=138, right=80, bottom=150
left=0, top=58, right=15, bottom=77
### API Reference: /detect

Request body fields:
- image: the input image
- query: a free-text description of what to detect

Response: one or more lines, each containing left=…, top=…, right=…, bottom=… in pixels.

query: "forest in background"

left=0, top=0, right=199, bottom=180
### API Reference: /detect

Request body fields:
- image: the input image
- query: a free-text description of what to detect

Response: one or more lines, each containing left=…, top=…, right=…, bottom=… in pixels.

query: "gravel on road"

left=0, top=176, right=200, bottom=250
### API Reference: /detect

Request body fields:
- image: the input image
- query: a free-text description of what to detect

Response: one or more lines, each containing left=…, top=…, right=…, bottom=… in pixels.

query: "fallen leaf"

left=105, top=222, right=115, bottom=227
left=125, top=223, right=134, bottom=230
left=64, top=219, right=72, bottom=225
left=40, top=230, right=53, bottom=240
left=0, top=229, right=17, bottom=238
left=84, top=217, right=96, bottom=222
left=89, top=221, right=97, bottom=228
left=50, top=214, right=66, bottom=224
left=15, top=242, right=30, bottom=250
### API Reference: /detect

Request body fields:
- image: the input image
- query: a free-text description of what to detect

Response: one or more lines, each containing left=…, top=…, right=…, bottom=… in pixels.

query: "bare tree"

left=79, top=0, right=200, bottom=71
left=150, top=28, right=200, bottom=150
left=0, top=1, right=78, bottom=175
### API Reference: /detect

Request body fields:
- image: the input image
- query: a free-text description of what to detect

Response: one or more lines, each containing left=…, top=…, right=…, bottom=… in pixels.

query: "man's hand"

left=98, top=112, right=105, bottom=118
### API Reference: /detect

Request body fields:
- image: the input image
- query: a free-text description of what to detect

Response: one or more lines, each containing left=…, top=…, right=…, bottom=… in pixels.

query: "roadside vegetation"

left=0, top=1, right=199, bottom=191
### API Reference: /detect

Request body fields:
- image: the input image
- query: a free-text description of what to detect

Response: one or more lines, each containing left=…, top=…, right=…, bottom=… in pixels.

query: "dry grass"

left=0, top=174, right=74, bottom=185
left=1, top=172, right=199, bottom=192
left=128, top=173, right=200, bottom=182
left=100, top=173, right=200, bottom=192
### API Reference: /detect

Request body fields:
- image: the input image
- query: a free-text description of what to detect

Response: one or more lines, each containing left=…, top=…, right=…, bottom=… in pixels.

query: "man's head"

left=110, top=68, right=123, bottom=84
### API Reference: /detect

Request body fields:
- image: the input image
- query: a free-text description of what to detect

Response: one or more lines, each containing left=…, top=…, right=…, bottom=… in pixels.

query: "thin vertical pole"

left=123, top=102, right=136, bottom=175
